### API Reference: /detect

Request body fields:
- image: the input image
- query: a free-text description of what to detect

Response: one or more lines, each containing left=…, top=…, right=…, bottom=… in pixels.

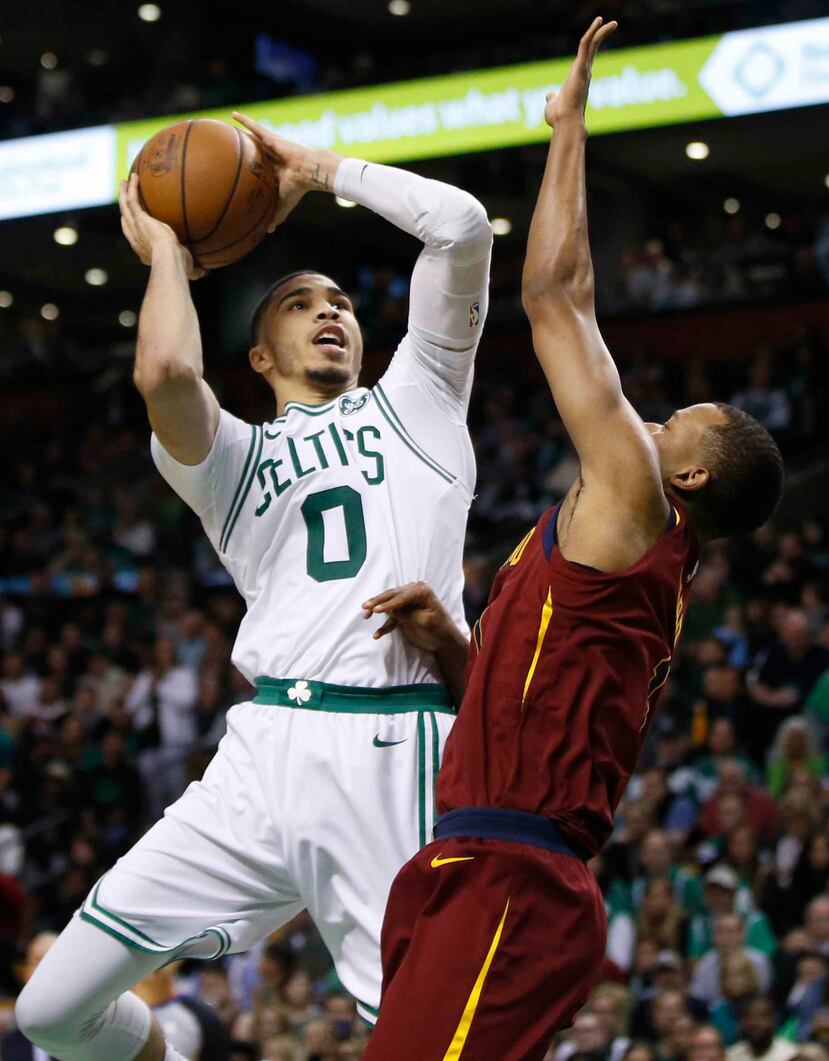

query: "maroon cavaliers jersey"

left=437, top=503, right=699, bottom=856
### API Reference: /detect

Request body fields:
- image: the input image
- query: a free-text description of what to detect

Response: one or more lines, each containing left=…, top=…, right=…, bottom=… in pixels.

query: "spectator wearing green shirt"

left=688, top=866, right=777, bottom=960
left=806, top=669, right=829, bottom=750
left=632, top=831, right=705, bottom=916
left=767, top=717, right=827, bottom=800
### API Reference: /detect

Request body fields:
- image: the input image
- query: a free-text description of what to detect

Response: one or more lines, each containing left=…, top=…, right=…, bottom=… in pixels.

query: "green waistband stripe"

left=253, top=677, right=454, bottom=714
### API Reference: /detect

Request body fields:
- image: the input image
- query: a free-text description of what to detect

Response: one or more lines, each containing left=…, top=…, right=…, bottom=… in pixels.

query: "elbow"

left=442, top=194, right=493, bottom=263
left=133, top=348, right=199, bottom=397
left=521, top=268, right=594, bottom=319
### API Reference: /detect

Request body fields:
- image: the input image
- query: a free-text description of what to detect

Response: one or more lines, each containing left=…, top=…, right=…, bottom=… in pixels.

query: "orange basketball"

left=130, top=118, right=278, bottom=270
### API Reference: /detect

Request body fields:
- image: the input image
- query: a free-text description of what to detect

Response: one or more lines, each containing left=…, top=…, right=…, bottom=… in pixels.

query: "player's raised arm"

left=521, top=20, right=666, bottom=523
left=120, top=175, right=220, bottom=465
left=234, top=112, right=493, bottom=406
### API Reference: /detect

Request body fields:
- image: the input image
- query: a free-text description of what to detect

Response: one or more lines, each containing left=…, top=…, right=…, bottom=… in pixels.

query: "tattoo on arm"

left=310, top=163, right=330, bottom=192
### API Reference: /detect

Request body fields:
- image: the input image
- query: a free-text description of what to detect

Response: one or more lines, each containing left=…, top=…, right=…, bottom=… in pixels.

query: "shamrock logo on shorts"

left=287, top=680, right=312, bottom=704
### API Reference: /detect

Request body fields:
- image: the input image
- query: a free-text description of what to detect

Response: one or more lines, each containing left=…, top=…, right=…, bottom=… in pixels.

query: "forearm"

left=134, top=240, right=203, bottom=393
left=435, top=625, right=470, bottom=709
left=333, top=157, right=490, bottom=263
left=522, top=118, right=594, bottom=308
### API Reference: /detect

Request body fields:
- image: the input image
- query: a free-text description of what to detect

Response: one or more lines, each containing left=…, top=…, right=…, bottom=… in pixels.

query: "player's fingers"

left=578, top=16, right=603, bottom=58
left=232, top=112, right=274, bottom=146
left=589, top=20, right=617, bottom=58
left=373, top=617, right=399, bottom=640
left=362, top=588, right=405, bottom=611
left=125, top=173, right=144, bottom=219
left=366, top=596, right=408, bottom=617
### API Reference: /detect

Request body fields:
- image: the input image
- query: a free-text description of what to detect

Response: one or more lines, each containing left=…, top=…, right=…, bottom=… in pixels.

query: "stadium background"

left=1, top=0, right=829, bottom=1058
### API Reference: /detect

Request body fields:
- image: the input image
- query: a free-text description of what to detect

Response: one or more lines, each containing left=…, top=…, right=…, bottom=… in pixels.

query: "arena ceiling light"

left=0, top=291, right=12, bottom=309
left=491, top=218, right=512, bottom=235
left=388, top=0, right=411, bottom=14
left=824, top=174, right=829, bottom=189
left=334, top=196, right=357, bottom=208
left=119, top=310, right=137, bottom=327
left=138, top=4, right=162, bottom=21
left=40, top=52, right=58, bottom=70
left=53, top=226, right=78, bottom=246
left=0, top=87, right=13, bottom=104
left=685, top=141, right=710, bottom=160
left=40, top=303, right=59, bottom=320
left=85, top=268, right=108, bottom=286
left=723, top=198, right=740, bottom=215
left=765, top=212, right=782, bottom=229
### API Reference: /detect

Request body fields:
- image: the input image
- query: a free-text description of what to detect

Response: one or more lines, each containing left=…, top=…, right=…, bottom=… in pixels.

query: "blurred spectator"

left=727, top=996, right=797, bottom=1061
left=688, top=867, right=776, bottom=960
left=691, top=914, right=773, bottom=1004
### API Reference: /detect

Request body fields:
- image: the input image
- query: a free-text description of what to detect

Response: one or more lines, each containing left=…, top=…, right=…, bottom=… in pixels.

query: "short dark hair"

left=249, top=269, right=323, bottom=346
left=688, top=403, right=784, bottom=538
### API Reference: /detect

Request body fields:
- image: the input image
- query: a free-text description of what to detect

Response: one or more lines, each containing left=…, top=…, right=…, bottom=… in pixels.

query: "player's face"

left=645, top=403, right=729, bottom=494
left=253, top=273, right=363, bottom=392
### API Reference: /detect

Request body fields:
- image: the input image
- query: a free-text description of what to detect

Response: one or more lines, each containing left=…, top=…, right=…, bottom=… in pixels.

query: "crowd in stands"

left=2, top=0, right=827, bottom=142
left=611, top=211, right=829, bottom=316
left=0, top=297, right=828, bottom=1056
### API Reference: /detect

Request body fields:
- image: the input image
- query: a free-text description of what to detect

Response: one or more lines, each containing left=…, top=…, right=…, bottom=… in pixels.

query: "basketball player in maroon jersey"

left=359, top=18, right=784, bottom=1061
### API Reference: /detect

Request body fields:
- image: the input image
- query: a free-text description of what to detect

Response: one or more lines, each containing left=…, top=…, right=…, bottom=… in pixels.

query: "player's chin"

left=305, top=363, right=354, bottom=388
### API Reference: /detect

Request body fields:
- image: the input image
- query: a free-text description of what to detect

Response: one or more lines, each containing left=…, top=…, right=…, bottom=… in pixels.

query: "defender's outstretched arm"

left=521, top=20, right=664, bottom=518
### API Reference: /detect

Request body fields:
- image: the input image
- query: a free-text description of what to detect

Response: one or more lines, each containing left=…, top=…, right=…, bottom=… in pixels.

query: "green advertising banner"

left=2, top=17, right=827, bottom=221
left=115, top=36, right=721, bottom=181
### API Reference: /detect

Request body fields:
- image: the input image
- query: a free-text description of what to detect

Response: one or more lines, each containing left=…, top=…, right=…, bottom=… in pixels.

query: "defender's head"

left=249, top=271, right=364, bottom=397
left=646, top=403, right=784, bottom=540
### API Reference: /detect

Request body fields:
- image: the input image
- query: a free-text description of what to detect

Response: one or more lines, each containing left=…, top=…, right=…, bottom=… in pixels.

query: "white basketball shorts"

left=79, top=679, right=455, bottom=1024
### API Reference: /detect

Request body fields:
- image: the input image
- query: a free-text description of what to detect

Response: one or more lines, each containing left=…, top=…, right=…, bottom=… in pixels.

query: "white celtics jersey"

left=151, top=336, right=476, bottom=687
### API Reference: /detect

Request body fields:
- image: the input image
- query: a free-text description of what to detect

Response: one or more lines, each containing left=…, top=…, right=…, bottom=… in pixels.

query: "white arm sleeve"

left=150, top=408, right=256, bottom=551
left=334, top=157, right=492, bottom=411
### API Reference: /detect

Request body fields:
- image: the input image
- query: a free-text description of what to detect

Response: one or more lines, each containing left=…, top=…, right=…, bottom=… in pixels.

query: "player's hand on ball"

left=233, top=111, right=342, bottom=231
left=544, top=16, right=617, bottom=129
left=119, top=174, right=206, bottom=280
left=362, top=582, right=454, bottom=653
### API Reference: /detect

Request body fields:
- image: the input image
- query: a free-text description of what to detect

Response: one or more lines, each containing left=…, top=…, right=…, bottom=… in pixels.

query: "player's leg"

left=364, top=838, right=606, bottom=1061
left=15, top=914, right=167, bottom=1061
left=19, top=703, right=303, bottom=1060
left=290, top=704, right=452, bottom=1025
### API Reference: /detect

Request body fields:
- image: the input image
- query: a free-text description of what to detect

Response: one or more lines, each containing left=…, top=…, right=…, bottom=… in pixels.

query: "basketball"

left=130, top=118, right=278, bottom=270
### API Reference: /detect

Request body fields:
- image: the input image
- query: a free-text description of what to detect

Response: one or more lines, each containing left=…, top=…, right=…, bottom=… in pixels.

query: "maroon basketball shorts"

left=363, top=808, right=607, bottom=1061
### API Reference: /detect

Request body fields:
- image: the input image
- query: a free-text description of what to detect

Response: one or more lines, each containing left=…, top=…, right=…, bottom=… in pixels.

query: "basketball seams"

left=134, top=117, right=276, bottom=270
left=179, top=119, right=195, bottom=248
left=192, top=126, right=245, bottom=248
left=193, top=177, right=278, bottom=263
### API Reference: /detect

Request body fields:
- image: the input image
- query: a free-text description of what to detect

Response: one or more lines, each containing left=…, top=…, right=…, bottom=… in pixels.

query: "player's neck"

left=273, top=378, right=355, bottom=416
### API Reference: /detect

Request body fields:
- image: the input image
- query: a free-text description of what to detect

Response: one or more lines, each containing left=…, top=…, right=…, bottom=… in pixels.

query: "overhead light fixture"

left=0, top=291, right=13, bottom=309
left=491, top=218, right=512, bottom=236
left=765, top=212, right=781, bottom=230
left=824, top=173, right=829, bottom=189
left=723, top=198, right=740, bottom=215
left=685, top=141, right=709, bottom=161
left=41, top=303, right=59, bottom=321
left=53, top=225, right=78, bottom=246
left=0, top=86, right=13, bottom=104
left=40, top=52, right=58, bottom=70
left=138, top=4, right=162, bottom=21
left=334, top=196, right=357, bottom=208
left=119, top=310, right=137, bottom=327
left=85, top=268, right=108, bottom=286
left=388, top=0, right=411, bottom=13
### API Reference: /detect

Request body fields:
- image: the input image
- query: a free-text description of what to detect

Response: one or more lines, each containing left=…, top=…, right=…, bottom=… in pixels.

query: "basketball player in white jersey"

left=16, top=117, right=492, bottom=1061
